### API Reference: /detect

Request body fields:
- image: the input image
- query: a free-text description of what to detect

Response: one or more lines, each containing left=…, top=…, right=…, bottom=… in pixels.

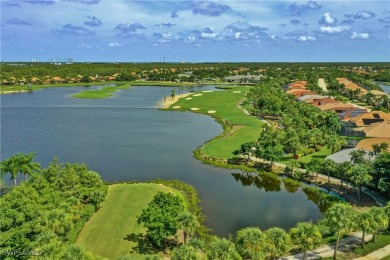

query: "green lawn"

left=281, top=146, right=333, bottom=164
left=76, top=183, right=174, bottom=259
left=71, top=84, right=131, bottom=98
left=354, top=232, right=390, bottom=257
left=171, top=87, right=264, bottom=158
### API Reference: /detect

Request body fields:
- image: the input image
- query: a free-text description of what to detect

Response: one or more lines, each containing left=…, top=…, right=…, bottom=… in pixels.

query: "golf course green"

left=170, top=87, right=264, bottom=158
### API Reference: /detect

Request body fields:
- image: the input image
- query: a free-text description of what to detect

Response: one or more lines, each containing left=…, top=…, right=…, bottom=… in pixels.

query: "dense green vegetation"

left=1, top=154, right=389, bottom=259
left=0, top=155, right=106, bottom=259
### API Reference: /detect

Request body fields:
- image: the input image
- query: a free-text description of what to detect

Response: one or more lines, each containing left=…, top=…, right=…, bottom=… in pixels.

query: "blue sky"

left=1, top=0, right=390, bottom=62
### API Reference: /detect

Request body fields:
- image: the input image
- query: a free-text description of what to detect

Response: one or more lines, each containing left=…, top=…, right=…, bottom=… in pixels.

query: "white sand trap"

left=233, top=91, right=241, bottom=93
left=191, top=108, right=200, bottom=111
left=208, top=110, right=216, bottom=114
left=202, top=90, right=213, bottom=93
left=193, top=94, right=203, bottom=96
left=185, top=98, right=193, bottom=100
left=172, top=106, right=181, bottom=109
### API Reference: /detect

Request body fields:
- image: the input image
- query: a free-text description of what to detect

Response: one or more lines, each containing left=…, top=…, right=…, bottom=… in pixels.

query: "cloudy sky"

left=1, top=0, right=390, bottom=62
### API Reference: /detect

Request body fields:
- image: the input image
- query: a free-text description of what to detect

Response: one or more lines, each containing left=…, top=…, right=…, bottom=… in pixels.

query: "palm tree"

left=265, top=227, right=291, bottom=260
left=206, top=237, right=241, bottom=260
left=18, top=152, right=40, bottom=181
left=289, top=222, right=322, bottom=260
left=235, top=227, right=266, bottom=260
left=323, top=203, right=355, bottom=259
left=370, top=207, right=389, bottom=243
left=1, top=155, right=21, bottom=186
left=177, top=213, right=198, bottom=244
left=356, top=211, right=374, bottom=249
left=319, top=159, right=336, bottom=188
left=335, top=161, right=352, bottom=191
left=350, top=165, right=373, bottom=201
left=384, top=202, right=390, bottom=231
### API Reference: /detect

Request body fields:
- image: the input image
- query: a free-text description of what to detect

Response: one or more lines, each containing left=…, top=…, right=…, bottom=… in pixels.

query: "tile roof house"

left=317, top=103, right=354, bottom=113
left=349, top=111, right=390, bottom=127
left=326, top=148, right=374, bottom=163
left=286, top=89, right=318, bottom=97
left=354, top=121, right=390, bottom=138
left=356, top=138, right=390, bottom=152
left=288, top=81, right=307, bottom=89
left=311, top=97, right=341, bottom=106
left=339, top=107, right=368, bottom=120
left=298, top=95, right=327, bottom=102
left=337, top=78, right=368, bottom=95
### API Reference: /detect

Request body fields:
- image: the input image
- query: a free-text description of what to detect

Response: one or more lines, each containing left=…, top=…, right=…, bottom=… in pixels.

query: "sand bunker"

left=193, top=94, right=202, bottom=96
left=233, top=91, right=241, bottom=93
left=191, top=108, right=200, bottom=111
left=185, top=98, right=193, bottom=100
left=172, top=106, right=181, bottom=109
left=207, top=110, right=216, bottom=113
left=202, top=90, right=213, bottom=93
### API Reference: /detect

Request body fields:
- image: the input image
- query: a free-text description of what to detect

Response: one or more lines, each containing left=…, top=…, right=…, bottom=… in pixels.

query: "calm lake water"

left=1, top=85, right=323, bottom=236
left=377, top=82, right=390, bottom=94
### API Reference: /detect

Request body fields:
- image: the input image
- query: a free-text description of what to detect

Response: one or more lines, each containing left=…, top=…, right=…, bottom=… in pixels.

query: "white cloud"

left=318, top=12, right=338, bottom=25
left=298, top=35, right=316, bottom=41
left=108, top=41, right=121, bottom=47
left=78, top=42, right=91, bottom=48
left=319, top=25, right=350, bottom=33
left=350, top=32, right=369, bottom=39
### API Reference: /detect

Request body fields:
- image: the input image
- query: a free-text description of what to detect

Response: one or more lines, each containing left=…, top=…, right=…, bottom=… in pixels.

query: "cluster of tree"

left=142, top=199, right=390, bottom=260
left=241, top=80, right=346, bottom=165
left=2, top=63, right=388, bottom=88
left=0, top=154, right=106, bottom=259
left=137, top=192, right=199, bottom=250
left=305, top=145, right=390, bottom=199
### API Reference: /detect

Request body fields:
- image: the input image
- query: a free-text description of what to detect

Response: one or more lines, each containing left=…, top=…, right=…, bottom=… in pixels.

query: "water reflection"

left=231, top=172, right=281, bottom=192
left=232, top=172, right=337, bottom=213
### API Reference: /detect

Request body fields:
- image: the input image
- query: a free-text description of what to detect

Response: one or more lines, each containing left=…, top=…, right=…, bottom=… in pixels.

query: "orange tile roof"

left=356, top=138, right=390, bottom=151
left=337, top=78, right=368, bottom=95
left=355, top=121, right=390, bottom=138
left=317, top=103, right=353, bottom=111
left=350, top=111, right=390, bottom=127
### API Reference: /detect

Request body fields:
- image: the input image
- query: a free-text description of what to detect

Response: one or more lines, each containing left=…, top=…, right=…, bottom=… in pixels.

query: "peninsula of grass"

left=169, top=87, right=264, bottom=159
left=76, top=183, right=174, bottom=259
left=71, top=84, right=131, bottom=98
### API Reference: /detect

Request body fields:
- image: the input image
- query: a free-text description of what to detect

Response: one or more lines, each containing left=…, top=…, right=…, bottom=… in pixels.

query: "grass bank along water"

left=76, top=180, right=207, bottom=259
left=71, top=83, right=132, bottom=98
left=167, top=86, right=264, bottom=159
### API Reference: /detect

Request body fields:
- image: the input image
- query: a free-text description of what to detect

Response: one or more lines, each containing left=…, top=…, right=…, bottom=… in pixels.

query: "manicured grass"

left=76, top=183, right=174, bottom=259
left=171, top=87, right=264, bottom=158
left=280, top=146, right=332, bottom=164
left=354, top=232, right=390, bottom=256
left=71, top=84, right=131, bottom=98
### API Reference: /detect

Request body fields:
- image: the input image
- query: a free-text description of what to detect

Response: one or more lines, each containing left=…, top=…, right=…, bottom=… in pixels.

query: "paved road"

left=249, top=156, right=388, bottom=207
left=280, top=232, right=373, bottom=260
left=354, top=244, right=390, bottom=260
left=318, top=78, right=328, bottom=92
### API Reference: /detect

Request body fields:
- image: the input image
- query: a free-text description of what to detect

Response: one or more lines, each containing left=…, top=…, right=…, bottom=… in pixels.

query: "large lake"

left=1, top=85, right=323, bottom=236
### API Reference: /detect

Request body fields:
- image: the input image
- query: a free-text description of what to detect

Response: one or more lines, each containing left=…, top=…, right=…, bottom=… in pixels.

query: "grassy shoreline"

left=166, top=86, right=263, bottom=159
left=71, top=83, right=132, bottom=98
left=76, top=180, right=207, bottom=259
